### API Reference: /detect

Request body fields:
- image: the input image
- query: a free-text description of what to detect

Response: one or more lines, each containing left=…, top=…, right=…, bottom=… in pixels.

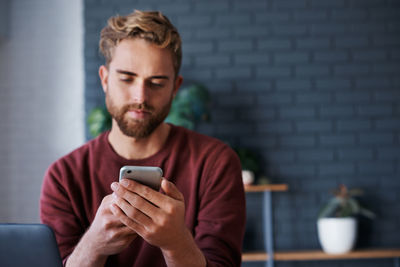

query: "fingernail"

left=111, top=182, right=119, bottom=190
left=120, top=179, right=129, bottom=187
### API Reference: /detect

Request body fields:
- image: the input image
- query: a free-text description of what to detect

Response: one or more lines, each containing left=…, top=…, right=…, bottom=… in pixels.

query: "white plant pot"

left=317, top=217, right=357, bottom=254
left=242, top=170, right=254, bottom=185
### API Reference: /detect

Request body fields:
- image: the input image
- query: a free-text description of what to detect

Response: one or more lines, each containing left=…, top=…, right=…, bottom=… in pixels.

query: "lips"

left=126, top=109, right=151, bottom=119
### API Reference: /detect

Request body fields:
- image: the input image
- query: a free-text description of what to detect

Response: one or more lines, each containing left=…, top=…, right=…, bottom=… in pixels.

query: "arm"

left=66, top=195, right=137, bottom=267
left=111, top=179, right=206, bottom=267
left=40, top=164, right=137, bottom=267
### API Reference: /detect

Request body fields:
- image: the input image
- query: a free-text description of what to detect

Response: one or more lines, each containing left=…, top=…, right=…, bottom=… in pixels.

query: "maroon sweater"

left=40, top=125, right=245, bottom=267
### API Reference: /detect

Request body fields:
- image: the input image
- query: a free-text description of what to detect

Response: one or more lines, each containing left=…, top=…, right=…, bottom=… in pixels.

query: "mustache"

left=122, top=103, right=154, bottom=113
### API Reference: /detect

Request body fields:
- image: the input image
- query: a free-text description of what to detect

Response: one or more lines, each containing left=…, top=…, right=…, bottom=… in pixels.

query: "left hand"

left=110, top=178, right=188, bottom=252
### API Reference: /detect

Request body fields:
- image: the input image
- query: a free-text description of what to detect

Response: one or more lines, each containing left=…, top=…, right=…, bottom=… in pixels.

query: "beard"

left=105, top=92, right=173, bottom=139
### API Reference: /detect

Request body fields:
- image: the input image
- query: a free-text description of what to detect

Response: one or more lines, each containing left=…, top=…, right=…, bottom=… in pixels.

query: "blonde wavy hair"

left=99, top=10, right=182, bottom=76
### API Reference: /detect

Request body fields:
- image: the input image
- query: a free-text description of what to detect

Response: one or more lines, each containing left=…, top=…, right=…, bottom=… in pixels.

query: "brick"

left=337, top=119, right=371, bottom=131
left=216, top=67, right=252, bottom=79
left=319, top=163, right=355, bottom=176
left=257, top=121, right=294, bottom=134
left=320, top=134, right=356, bottom=146
left=357, top=104, right=393, bottom=116
left=177, top=15, right=212, bottom=27
left=295, top=65, right=330, bottom=77
left=293, top=11, right=328, bottom=21
left=239, top=107, right=276, bottom=120
left=350, top=22, right=386, bottom=33
left=236, top=81, right=272, bottom=92
left=335, top=91, right=371, bottom=103
left=335, top=36, right=369, bottom=48
left=320, top=105, right=354, bottom=118
left=273, top=0, right=308, bottom=9
left=240, top=136, right=278, bottom=149
left=334, top=64, right=370, bottom=76
left=265, top=150, right=296, bottom=163
left=331, top=10, right=368, bottom=20
left=353, top=50, right=387, bottom=62
left=378, top=148, right=400, bottom=159
left=184, top=41, right=214, bottom=54
left=373, top=63, right=400, bottom=74
left=234, top=53, right=270, bottom=65
left=256, top=66, right=291, bottom=78
left=216, top=123, right=255, bottom=135
left=278, top=163, right=316, bottom=177
left=297, top=149, right=335, bottom=162
left=195, top=55, right=230, bottom=66
left=370, top=7, right=400, bottom=20
left=376, top=119, right=400, bottom=130
left=194, top=1, right=230, bottom=12
left=234, top=26, right=269, bottom=37
left=233, top=1, right=268, bottom=10
left=296, top=92, right=332, bottom=104
left=280, top=135, right=316, bottom=148
left=316, top=78, right=351, bottom=90
left=275, top=52, right=309, bottom=64
left=359, top=162, right=395, bottom=175
left=296, top=37, right=331, bottom=49
left=355, top=77, right=392, bottom=89
left=296, top=120, right=333, bottom=133
left=218, top=40, right=252, bottom=52
left=311, top=23, right=349, bottom=35
left=273, top=24, right=308, bottom=36
left=276, top=80, right=312, bottom=91
left=257, top=92, right=293, bottom=105
left=255, top=12, right=290, bottom=23
left=258, top=39, right=292, bottom=50
left=195, top=27, right=231, bottom=39
left=338, top=148, right=374, bottom=160
left=215, top=14, right=251, bottom=25
left=360, top=133, right=394, bottom=145
left=180, top=69, right=212, bottom=80
left=310, top=0, right=345, bottom=7
left=314, top=51, right=348, bottom=62
left=217, top=93, right=254, bottom=107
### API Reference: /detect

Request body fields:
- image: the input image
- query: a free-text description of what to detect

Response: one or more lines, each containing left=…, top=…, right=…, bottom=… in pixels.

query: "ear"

left=172, top=75, right=183, bottom=98
left=99, top=65, right=109, bottom=93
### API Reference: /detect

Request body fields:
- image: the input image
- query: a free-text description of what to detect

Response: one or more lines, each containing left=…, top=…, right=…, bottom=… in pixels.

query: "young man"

left=40, top=10, right=245, bottom=267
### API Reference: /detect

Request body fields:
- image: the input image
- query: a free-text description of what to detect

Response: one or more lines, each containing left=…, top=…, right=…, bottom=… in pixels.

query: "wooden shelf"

left=243, top=249, right=400, bottom=262
left=244, top=184, right=288, bottom=192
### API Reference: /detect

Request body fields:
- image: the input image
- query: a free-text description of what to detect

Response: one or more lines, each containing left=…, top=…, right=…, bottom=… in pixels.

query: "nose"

left=130, top=79, right=147, bottom=103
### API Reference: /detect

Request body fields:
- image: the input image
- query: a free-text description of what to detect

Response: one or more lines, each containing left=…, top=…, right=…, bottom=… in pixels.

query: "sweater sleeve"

left=195, top=145, right=246, bottom=267
left=39, top=161, right=85, bottom=261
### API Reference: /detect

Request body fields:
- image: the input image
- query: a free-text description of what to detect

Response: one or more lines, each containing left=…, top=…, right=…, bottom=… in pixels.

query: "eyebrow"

left=116, top=69, right=170, bottom=80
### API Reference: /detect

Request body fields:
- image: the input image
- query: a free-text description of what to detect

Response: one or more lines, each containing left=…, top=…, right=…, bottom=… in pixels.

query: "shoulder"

left=170, top=124, right=235, bottom=156
left=46, top=132, right=109, bottom=179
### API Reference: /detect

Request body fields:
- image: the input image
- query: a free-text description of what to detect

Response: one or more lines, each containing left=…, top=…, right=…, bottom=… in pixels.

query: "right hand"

left=85, top=194, right=138, bottom=257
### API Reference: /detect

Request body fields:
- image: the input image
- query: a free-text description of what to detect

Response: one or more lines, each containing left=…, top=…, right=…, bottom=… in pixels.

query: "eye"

left=119, top=74, right=133, bottom=83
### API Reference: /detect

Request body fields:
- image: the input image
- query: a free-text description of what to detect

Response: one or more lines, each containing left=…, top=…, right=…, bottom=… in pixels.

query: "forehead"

left=110, top=38, right=175, bottom=77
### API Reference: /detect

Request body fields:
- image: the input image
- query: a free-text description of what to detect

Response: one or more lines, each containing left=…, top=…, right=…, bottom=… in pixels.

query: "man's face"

left=99, top=38, right=182, bottom=138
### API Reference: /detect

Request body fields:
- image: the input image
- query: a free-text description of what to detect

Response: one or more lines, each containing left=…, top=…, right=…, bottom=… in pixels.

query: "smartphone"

left=119, top=166, right=163, bottom=191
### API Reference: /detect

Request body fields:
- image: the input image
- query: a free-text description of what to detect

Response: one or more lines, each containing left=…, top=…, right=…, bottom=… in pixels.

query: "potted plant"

left=234, top=148, right=261, bottom=185
left=87, top=83, right=211, bottom=138
left=317, top=184, right=375, bottom=254
left=165, top=83, right=211, bottom=130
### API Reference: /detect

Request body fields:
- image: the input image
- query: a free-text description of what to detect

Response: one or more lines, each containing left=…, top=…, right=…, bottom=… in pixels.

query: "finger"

left=161, top=179, right=184, bottom=201
left=111, top=203, right=147, bottom=234
left=111, top=182, right=160, bottom=218
left=112, top=194, right=153, bottom=227
left=117, top=179, right=171, bottom=210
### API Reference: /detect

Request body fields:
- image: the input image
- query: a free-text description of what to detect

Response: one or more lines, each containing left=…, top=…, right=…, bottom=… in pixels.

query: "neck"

left=108, top=122, right=171, bottom=160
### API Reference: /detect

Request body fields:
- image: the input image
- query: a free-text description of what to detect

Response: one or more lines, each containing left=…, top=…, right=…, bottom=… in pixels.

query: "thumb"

left=161, top=179, right=184, bottom=201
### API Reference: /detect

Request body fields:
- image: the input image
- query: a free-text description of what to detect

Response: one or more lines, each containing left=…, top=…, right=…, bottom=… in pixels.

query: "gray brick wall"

left=84, top=1, right=400, bottom=266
